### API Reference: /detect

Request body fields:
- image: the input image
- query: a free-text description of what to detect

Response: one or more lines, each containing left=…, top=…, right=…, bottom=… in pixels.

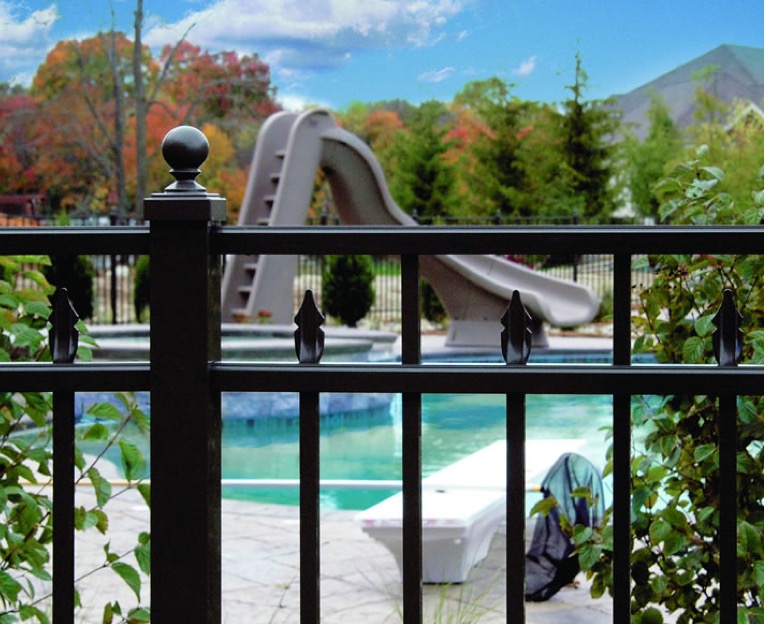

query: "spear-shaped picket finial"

left=501, top=290, right=532, bottom=365
left=49, top=288, right=79, bottom=364
left=294, top=290, right=325, bottom=364
left=712, top=289, right=743, bottom=367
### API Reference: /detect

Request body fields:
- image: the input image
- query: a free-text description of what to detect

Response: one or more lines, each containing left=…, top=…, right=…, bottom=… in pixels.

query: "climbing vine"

left=543, top=150, right=763, bottom=623
left=0, top=255, right=150, bottom=623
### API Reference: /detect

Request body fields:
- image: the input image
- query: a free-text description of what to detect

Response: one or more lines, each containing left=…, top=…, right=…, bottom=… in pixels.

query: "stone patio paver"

left=50, top=484, right=619, bottom=623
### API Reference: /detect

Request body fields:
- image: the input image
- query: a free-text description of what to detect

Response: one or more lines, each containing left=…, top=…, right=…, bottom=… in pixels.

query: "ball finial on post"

left=161, top=125, right=210, bottom=193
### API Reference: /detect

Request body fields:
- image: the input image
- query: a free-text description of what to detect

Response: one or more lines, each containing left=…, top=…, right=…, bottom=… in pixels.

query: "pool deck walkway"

left=66, top=486, right=615, bottom=623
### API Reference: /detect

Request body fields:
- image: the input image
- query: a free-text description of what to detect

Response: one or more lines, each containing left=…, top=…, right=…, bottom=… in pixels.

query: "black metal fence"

left=16, top=211, right=648, bottom=328
left=0, top=128, right=763, bottom=623
left=296, top=252, right=652, bottom=328
left=22, top=249, right=646, bottom=328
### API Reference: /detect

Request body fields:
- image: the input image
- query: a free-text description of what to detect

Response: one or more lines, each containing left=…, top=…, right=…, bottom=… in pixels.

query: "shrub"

left=322, top=255, right=375, bottom=327
left=1, top=255, right=151, bottom=621
left=134, top=255, right=150, bottom=322
left=419, top=279, right=447, bottom=325
left=545, top=151, right=764, bottom=623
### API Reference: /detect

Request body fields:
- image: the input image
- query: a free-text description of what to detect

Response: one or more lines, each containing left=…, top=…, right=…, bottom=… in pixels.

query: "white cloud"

left=277, top=93, right=330, bottom=112
left=514, top=56, right=537, bottom=78
left=0, top=2, right=58, bottom=83
left=418, top=67, right=455, bottom=83
left=143, top=0, right=466, bottom=76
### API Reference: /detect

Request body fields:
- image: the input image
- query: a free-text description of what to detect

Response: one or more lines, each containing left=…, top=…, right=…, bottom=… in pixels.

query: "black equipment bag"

left=525, top=452, right=605, bottom=601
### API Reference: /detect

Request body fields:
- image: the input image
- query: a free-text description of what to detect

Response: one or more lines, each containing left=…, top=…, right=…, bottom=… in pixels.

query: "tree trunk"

left=133, top=0, right=147, bottom=219
left=110, top=29, right=127, bottom=223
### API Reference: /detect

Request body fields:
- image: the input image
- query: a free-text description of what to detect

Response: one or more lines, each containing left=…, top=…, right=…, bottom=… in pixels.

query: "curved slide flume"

left=222, top=109, right=599, bottom=347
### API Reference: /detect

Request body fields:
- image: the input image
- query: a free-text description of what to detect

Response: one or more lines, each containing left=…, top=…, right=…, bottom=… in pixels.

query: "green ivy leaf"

left=23, top=301, right=51, bottom=319
left=661, top=507, right=688, bottom=531
left=681, top=336, right=705, bottom=363
left=737, top=521, right=762, bottom=555
left=134, top=534, right=151, bottom=575
left=693, top=443, right=717, bottom=463
left=76, top=344, right=94, bottom=362
left=0, top=293, right=19, bottom=309
left=88, top=467, right=112, bottom=508
left=137, top=483, right=151, bottom=509
left=649, top=519, right=671, bottom=545
left=104, top=543, right=119, bottom=564
left=529, top=496, right=557, bottom=518
left=0, top=569, right=24, bottom=603
left=646, top=465, right=668, bottom=482
left=573, top=524, right=593, bottom=546
left=19, top=603, right=50, bottom=623
left=693, top=313, right=715, bottom=338
left=10, top=323, right=45, bottom=350
left=20, top=269, right=51, bottom=289
left=81, top=423, right=111, bottom=441
left=570, top=485, right=594, bottom=500
left=102, top=601, right=118, bottom=623
left=578, top=543, right=602, bottom=569
left=86, top=402, right=123, bottom=421
left=118, top=440, right=147, bottom=482
left=91, top=509, right=109, bottom=534
left=112, top=562, right=142, bottom=601
left=639, top=607, right=664, bottom=624
left=126, top=607, right=151, bottom=623
left=130, top=407, right=150, bottom=435
left=662, top=531, right=688, bottom=556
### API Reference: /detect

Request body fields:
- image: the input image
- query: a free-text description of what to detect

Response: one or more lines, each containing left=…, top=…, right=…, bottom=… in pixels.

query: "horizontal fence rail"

left=0, top=218, right=763, bottom=623
left=4, top=224, right=762, bottom=256
left=211, top=225, right=764, bottom=255
left=0, top=362, right=761, bottom=395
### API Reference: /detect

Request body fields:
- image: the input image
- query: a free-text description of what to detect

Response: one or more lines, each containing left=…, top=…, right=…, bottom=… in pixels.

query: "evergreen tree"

left=561, top=53, right=619, bottom=219
left=390, top=100, right=456, bottom=222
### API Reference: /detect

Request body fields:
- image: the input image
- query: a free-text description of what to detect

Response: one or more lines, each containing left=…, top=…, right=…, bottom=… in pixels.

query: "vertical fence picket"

left=400, top=254, right=422, bottom=623
left=295, top=290, right=325, bottom=623
left=50, top=288, right=79, bottom=624
left=612, top=253, right=632, bottom=623
left=502, top=290, right=532, bottom=621
left=713, top=289, right=741, bottom=622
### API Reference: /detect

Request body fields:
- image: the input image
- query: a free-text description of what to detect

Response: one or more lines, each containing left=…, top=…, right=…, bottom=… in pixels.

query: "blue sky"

left=1, top=0, right=763, bottom=111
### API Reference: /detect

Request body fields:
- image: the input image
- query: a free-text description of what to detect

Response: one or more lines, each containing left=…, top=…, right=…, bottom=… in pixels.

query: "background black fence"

left=13, top=209, right=652, bottom=328
left=21, top=250, right=651, bottom=328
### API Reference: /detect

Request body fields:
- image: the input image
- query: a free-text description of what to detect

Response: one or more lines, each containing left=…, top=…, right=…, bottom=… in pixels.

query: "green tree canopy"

left=389, top=100, right=456, bottom=222
left=622, top=95, right=684, bottom=220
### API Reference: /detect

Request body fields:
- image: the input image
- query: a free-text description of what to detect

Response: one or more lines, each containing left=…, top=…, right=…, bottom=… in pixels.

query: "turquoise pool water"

left=70, top=348, right=619, bottom=511
left=219, top=391, right=613, bottom=510
left=72, top=390, right=613, bottom=511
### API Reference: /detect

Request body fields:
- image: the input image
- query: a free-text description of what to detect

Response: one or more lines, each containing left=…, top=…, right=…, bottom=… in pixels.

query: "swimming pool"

left=71, top=347, right=618, bottom=511
left=219, top=391, right=613, bottom=510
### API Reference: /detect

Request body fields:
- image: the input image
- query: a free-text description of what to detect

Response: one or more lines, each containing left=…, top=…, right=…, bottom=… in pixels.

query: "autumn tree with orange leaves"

left=0, top=7, right=279, bottom=222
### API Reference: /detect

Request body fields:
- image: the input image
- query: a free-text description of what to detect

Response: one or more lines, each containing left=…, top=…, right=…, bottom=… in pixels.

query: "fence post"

left=713, top=289, right=741, bottom=622
left=144, top=126, right=226, bottom=623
